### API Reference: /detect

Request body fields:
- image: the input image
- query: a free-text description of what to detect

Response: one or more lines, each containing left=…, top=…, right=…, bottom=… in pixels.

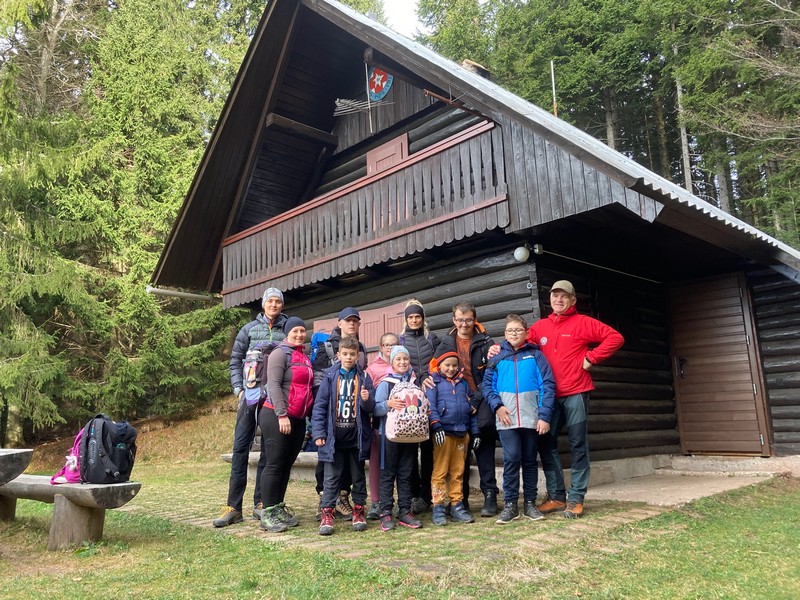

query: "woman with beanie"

left=259, top=316, right=315, bottom=532
left=398, top=299, right=439, bottom=514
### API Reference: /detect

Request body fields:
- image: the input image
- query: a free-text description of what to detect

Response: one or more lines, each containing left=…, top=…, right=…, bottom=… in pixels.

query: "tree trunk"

left=675, top=74, right=692, bottom=193
left=653, top=94, right=670, bottom=178
left=715, top=148, right=732, bottom=214
left=604, top=87, right=618, bottom=150
left=0, top=396, right=7, bottom=448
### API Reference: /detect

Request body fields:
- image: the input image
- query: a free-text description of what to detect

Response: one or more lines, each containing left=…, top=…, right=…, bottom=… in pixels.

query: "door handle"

left=678, top=357, right=688, bottom=379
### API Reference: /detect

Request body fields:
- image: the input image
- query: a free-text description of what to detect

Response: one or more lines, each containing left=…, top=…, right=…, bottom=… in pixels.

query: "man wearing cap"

left=311, top=307, right=368, bottom=519
left=529, top=280, right=624, bottom=519
left=213, top=287, right=288, bottom=527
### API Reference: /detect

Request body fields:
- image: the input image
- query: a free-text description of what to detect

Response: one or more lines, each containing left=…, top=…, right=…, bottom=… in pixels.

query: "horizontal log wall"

left=748, top=268, right=800, bottom=455
left=282, top=246, right=678, bottom=461
left=536, top=258, right=679, bottom=461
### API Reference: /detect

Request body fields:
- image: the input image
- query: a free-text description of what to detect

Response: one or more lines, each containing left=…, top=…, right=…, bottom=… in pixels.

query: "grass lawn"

left=2, top=407, right=799, bottom=599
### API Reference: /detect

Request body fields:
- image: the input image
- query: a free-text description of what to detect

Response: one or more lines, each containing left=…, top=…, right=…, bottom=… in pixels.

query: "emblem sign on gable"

left=368, top=67, right=393, bottom=101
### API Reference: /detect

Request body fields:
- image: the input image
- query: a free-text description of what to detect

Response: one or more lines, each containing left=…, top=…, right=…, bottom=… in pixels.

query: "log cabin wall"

left=534, top=256, right=679, bottom=461
left=280, top=244, right=679, bottom=461
left=747, top=268, right=800, bottom=455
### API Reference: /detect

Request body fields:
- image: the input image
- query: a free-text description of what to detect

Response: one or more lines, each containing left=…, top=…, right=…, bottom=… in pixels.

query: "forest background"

left=0, top=0, right=797, bottom=445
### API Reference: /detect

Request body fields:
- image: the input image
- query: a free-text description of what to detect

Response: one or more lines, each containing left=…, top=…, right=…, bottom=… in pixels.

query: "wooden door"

left=669, top=273, right=772, bottom=456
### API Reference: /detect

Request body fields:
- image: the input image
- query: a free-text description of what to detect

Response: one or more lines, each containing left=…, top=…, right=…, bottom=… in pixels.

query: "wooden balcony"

left=221, top=120, right=509, bottom=307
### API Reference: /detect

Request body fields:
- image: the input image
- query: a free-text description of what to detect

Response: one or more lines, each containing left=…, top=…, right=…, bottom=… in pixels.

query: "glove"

left=472, top=436, right=481, bottom=450
left=433, top=429, right=446, bottom=447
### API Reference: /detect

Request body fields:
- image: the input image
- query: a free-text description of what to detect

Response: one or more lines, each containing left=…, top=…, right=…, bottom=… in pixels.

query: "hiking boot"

left=495, top=502, right=519, bottom=524
left=537, top=495, right=567, bottom=514
left=380, top=513, right=396, bottom=531
left=315, top=491, right=323, bottom=521
left=480, top=491, right=499, bottom=517
left=213, top=506, right=243, bottom=528
left=523, top=500, right=545, bottom=521
left=260, top=506, right=289, bottom=533
left=366, top=501, right=381, bottom=521
left=273, top=502, right=299, bottom=528
left=432, top=504, right=447, bottom=526
left=398, top=512, right=423, bottom=529
left=352, top=504, right=367, bottom=532
left=410, top=496, right=430, bottom=515
left=319, top=507, right=335, bottom=535
left=335, top=490, right=353, bottom=520
left=563, top=501, right=584, bottom=519
left=252, top=502, right=264, bottom=520
left=450, top=501, right=475, bottom=523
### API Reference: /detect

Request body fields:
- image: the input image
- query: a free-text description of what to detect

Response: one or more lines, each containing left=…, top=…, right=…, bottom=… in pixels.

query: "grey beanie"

left=262, top=287, right=284, bottom=305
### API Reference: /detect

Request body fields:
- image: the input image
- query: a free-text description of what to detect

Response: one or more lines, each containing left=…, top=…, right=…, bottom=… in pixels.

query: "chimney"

left=461, top=59, right=491, bottom=81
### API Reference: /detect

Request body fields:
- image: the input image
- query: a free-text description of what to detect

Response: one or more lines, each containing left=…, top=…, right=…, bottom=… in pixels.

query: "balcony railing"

left=221, top=120, right=508, bottom=305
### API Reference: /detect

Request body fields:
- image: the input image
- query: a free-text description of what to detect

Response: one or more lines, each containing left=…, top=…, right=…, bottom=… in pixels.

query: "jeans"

left=379, top=439, right=416, bottom=515
left=321, top=446, right=367, bottom=509
left=225, top=399, right=266, bottom=511
left=498, top=427, right=539, bottom=503
left=540, top=393, right=590, bottom=503
left=259, top=409, right=306, bottom=508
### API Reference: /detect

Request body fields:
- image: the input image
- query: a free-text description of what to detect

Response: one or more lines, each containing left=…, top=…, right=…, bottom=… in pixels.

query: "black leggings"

left=259, top=409, right=306, bottom=508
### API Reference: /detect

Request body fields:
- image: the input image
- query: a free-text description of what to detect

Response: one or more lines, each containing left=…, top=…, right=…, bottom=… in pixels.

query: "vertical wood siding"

left=748, top=269, right=800, bottom=454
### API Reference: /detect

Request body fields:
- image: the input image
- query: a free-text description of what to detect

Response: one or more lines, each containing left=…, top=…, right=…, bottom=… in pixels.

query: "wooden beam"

left=265, top=112, right=338, bottom=147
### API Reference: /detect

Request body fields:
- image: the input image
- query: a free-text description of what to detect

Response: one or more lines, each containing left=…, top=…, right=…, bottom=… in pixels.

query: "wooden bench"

left=0, top=474, right=141, bottom=550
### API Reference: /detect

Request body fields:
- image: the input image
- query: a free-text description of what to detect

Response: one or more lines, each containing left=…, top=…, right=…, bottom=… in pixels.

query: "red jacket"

left=528, top=307, right=624, bottom=398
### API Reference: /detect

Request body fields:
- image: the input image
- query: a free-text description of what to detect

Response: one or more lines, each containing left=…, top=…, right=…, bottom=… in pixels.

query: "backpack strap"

left=323, top=341, right=334, bottom=362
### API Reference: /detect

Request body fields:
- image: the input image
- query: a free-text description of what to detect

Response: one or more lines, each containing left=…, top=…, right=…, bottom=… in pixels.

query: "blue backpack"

left=310, top=331, right=334, bottom=363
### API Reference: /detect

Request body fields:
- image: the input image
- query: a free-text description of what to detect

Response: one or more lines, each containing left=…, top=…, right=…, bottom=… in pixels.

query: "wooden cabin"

left=152, top=0, right=800, bottom=458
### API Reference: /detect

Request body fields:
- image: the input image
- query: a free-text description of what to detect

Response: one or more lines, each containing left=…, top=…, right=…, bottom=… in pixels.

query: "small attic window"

left=366, top=133, right=408, bottom=176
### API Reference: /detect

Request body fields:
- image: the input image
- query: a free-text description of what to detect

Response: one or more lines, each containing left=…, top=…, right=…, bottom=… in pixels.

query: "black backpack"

left=79, top=414, right=138, bottom=484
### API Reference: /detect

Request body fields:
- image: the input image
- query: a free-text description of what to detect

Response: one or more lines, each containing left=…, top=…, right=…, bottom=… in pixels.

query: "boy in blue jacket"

left=427, top=350, right=480, bottom=526
left=312, top=337, right=374, bottom=535
left=482, top=314, right=555, bottom=524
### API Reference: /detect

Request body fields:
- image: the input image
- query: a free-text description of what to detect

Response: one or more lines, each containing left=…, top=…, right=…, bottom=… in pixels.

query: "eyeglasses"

left=505, top=328, right=526, bottom=334
left=454, top=318, right=475, bottom=325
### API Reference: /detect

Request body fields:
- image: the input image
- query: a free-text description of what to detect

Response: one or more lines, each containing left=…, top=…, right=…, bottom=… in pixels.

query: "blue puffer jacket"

left=427, top=372, right=478, bottom=436
left=311, top=365, right=374, bottom=462
left=482, top=341, right=556, bottom=430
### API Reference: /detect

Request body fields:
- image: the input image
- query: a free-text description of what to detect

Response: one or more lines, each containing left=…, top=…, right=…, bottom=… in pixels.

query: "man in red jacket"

left=530, top=280, right=623, bottom=519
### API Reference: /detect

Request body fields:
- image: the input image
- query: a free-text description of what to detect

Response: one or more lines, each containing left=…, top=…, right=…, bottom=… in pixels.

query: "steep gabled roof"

left=152, top=0, right=800, bottom=293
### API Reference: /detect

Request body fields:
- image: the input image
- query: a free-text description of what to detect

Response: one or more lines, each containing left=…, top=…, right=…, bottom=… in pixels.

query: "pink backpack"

left=384, top=380, right=430, bottom=443
left=50, top=428, right=83, bottom=484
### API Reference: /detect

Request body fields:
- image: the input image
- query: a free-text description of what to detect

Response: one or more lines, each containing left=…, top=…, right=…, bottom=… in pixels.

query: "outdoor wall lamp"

left=513, top=243, right=544, bottom=263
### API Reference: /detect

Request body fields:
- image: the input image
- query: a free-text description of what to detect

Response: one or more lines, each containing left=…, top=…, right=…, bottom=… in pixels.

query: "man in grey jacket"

left=213, top=287, right=288, bottom=527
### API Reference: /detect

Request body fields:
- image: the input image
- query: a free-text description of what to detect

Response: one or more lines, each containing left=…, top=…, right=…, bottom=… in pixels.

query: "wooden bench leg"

left=48, top=493, right=106, bottom=551
left=0, top=495, right=16, bottom=521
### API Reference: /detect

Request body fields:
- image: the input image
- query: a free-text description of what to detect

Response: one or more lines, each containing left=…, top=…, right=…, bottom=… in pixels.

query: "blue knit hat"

left=283, top=316, right=305, bottom=334
left=390, top=345, right=409, bottom=363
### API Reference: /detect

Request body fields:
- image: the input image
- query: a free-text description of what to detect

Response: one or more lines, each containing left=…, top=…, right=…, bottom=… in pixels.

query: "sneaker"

left=398, top=512, right=423, bottom=529
left=213, top=506, right=243, bottom=528
left=273, top=502, right=299, bottom=527
left=495, top=502, right=519, bottom=524
left=563, top=501, right=584, bottom=519
left=537, top=495, right=567, bottom=514
left=523, top=500, right=545, bottom=521
left=432, top=504, right=447, bottom=526
left=335, top=490, right=354, bottom=520
left=366, top=501, right=381, bottom=521
left=480, top=491, right=499, bottom=517
left=260, top=506, right=289, bottom=533
left=410, top=497, right=430, bottom=515
left=380, top=513, right=396, bottom=531
left=252, top=502, right=264, bottom=520
left=352, top=505, right=367, bottom=532
left=319, top=507, right=335, bottom=535
left=449, top=501, right=475, bottom=523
